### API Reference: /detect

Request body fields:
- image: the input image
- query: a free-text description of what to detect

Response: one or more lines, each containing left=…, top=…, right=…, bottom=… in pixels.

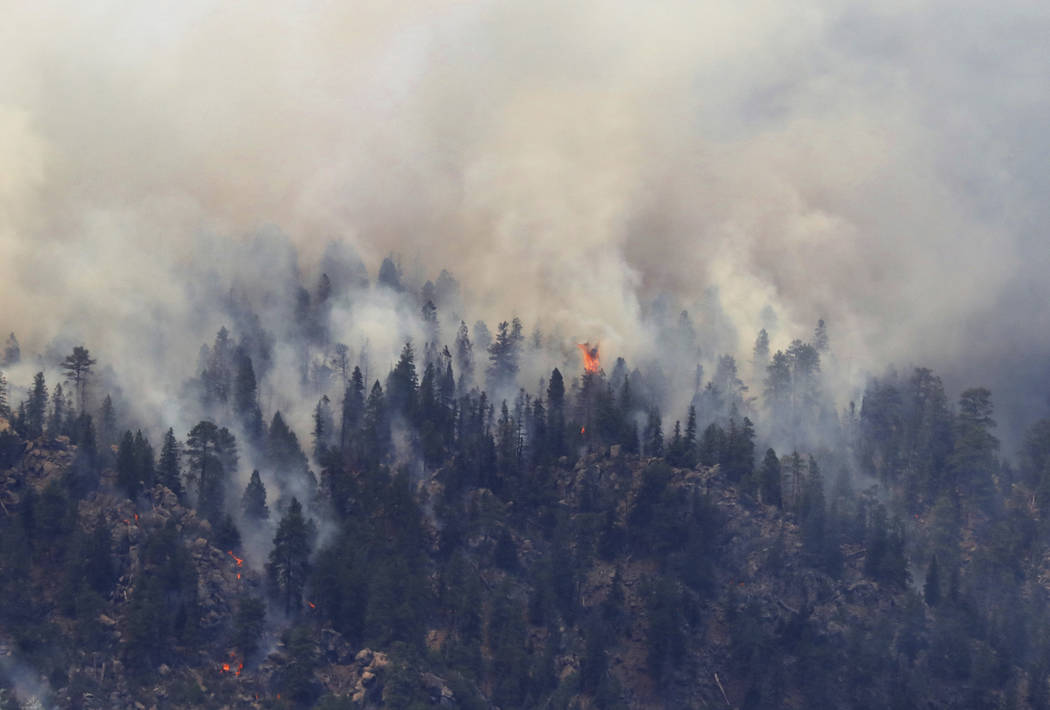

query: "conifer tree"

left=185, top=421, right=237, bottom=518
left=242, top=470, right=270, bottom=522
left=157, top=427, right=182, bottom=497
left=645, top=407, right=663, bottom=457
left=2, top=333, right=20, bottom=366
left=361, top=381, right=390, bottom=468
left=25, top=372, right=47, bottom=438
left=233, top=348, right=263, bottom=442
left=814, top=318, right=829, bottom=353
left=547, top=369, right=566, bottom=458
left=487, top=319, right=524, bottom=394
left=684, top=405, right=698, bottom=467
left=61, top=345, right=96, bottom=414
left=760, top=448, right=783, bottom=507
left=386, top=342, right=418, bottom=420
left=312, top=394, right=333, bottom=461
left=47, top=384, right=67, bottom=437
left=267, top=497, right=312, bottom=614
left=341, top=366, right=365, bottom=459
left=98, top=394, right=117, bottom=448
left=0, top=370, right=8, bottom=418
left=454, top=321, right=474, bottom=394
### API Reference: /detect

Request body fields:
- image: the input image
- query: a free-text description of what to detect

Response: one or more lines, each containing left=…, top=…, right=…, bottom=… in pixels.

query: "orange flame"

left=577, top=343, right=600, bottom=374
left=221, top=663, right=230, bottom=672
left=227, top=550, right=243, bottom=567
left=308, top=601, right=316, bottom=609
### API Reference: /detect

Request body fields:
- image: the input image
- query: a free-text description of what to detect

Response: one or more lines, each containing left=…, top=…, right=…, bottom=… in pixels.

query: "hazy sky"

left=2, top=0, right=1049, bottom=427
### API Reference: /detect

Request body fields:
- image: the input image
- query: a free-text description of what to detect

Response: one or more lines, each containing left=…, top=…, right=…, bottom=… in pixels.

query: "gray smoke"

left=2, top=0, right=1049, bottom=439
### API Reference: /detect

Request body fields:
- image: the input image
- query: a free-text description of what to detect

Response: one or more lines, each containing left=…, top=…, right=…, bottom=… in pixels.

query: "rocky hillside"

left=2, top=416, right=1000, bottom=710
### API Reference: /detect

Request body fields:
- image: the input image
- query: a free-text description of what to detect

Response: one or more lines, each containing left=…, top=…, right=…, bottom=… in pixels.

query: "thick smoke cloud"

left=2, top=0, right=1049, bottom=434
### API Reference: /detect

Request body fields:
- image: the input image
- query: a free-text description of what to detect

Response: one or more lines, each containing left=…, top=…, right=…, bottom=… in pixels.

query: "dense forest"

left=2, top=252, right=1050, bottom=710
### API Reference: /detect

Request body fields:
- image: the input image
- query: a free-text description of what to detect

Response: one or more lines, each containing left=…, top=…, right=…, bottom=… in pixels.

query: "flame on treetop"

left=577, top=342, right=600, bottom=374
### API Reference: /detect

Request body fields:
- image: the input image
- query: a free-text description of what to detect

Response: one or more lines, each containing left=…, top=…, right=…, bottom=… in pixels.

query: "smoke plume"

left=2, top=0, right=1050, bottom=435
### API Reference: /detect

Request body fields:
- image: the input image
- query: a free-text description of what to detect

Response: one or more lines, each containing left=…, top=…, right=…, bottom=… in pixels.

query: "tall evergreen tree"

left=47, top=383, right=67, bottom=437
left=267, top=497, right=312, bottom=614
left=157, top=427, right=182, bottom=497
left=547, top=369, right=566, bottom=459
left=0, top=370, right=8, bottom=418
left=312, top=394, right=333, bottom=462
left=61, top=345, right=96, bottom=414
left=98, top=394, right=117, bottom=449
left=361, top=381, right=390, bottom=468
left=387, top=342, right=418, bottom=420
left=25, top=372, right=48, bottom=438
left=454, top=321, right=474, bottom=394
left=2, top=332, right=20, bottom=366
left=341, top=366, right=366, bottom=459
left=644, top=407, right=663, bottom=457
left=185, top=421, right=238, bottom=519
left=753, top=328, right=770, bottom=383
left=242, top=470, right=270, bottom=522
left=487, top=319, right=524, bottom=394
left=760, top=448, right=783, bottom=507
left=233, top=348, right=264, bottom=441
left=684, top=405, right=698, bottom=467
left=813, top=319, right=829, bottom=353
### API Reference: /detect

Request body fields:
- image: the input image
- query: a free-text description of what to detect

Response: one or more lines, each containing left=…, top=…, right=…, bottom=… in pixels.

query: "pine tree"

left=312, top=394, right=333, bottom=461
left=386, top=342, right=418, bottom=420
left=814, top=318, right=829, bottom=353
left=645, top=407, right=663, bottom=457
left=951, top=387, right=999, bottom=509
left=487, top=319, right=524, bottom=394
left=361, top=381, right=390, bottom=468
left=684, top=405, right=698, bottom=467
left=98, top=394, right=117, bottom=449
left=377, top=256, right=402, bottom=291
left=233, top=348, right=263, bottom=441
left=117, top=430, right=139, bottom=498
left=454, top=321, right=474, bottom=394
left=547, top=369, right=566, bottom=458
left=25, top=372, right=48, bottom=438
left=47, top=383, right=67, bottom=437
left=667, top=420, right=684, bottom=466
left=267, top=497, right=312, bottom=614
left=1, top=333, right=20, bottom=366
left=61, top=346, right=96, bottom=414
left=753, top=328, right=770, bottom=383
left=760, top=448, right=783, bottom=507
left=157, top=428, right=182, bottom=497
left=0, top=370, right=8, bottom=418
left=185, top=421, right=237, bottom=519
left=341, top=366, right=365, bottom=459
left=242, top=470, right=270, bottom=521
left=267, top=411, right=310, bottom=480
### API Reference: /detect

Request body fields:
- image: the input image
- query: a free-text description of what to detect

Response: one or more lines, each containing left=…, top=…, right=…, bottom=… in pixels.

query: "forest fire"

left=577, top=343, right=600, bottom=373
left=219, top=654, right=244, bottom=676
left=228, top=550, right=243, bottom=579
